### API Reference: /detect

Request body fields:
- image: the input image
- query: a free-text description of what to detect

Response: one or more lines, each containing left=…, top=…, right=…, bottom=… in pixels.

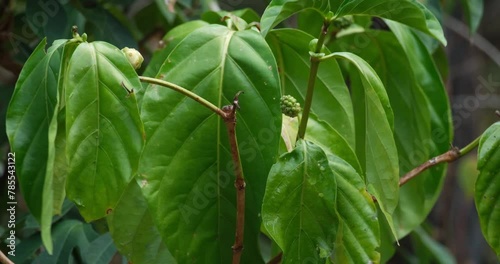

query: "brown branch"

left=0, top=250, right=14, bottom=264
left=223, top=91, right=245, bottom=264
left=399, top=147, right=461, bottom=186
left=267, top=252, right=283, bottom=264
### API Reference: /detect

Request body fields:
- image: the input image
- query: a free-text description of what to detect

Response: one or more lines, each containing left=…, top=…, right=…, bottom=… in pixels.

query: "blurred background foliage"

left=0, top=0, right=499, bottom=263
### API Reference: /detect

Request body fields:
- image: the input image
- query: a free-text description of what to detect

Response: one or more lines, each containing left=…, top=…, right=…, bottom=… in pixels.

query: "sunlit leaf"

left=65, top=41, right=144, bottom=221
left=138, top=24, right=281, bottom=263
left=262, top=139, right=338, bottom=263
left=6, top=38, right=66, bottom=253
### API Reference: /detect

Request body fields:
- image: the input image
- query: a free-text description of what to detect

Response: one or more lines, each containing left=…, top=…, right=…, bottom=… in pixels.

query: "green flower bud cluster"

left=280, top=95, right=301, bottom=117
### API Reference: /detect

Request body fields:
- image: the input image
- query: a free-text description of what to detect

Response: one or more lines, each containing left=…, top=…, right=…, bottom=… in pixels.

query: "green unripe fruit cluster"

left=280, top=95, right=301, bottom=118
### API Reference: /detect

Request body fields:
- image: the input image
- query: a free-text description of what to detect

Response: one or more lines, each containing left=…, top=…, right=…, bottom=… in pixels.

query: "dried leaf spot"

left=106, top=208, right=113, bottom=214
left=140, top=179, right=148, bottom=188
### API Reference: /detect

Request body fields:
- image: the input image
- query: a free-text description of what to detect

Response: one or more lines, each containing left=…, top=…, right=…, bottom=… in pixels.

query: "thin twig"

left=399, top=136, right=481, bottom=187
left=0, top=250, right=14, bottom=264
left=267, top=252, right=283, bottom=264
left=223, top=91, right=246, bottom=264
left=139, top=76, right=227, bottom=118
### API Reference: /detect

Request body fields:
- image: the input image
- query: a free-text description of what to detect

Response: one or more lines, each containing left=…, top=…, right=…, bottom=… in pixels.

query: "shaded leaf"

left=83, top=7, right=137, bottom=49
left=262, top=140, right=338, bottom=263
left=475, top=122, right=500, bottom=257
left=65, top=41, right=144, bottom=221
left=460, top=0, right=484, bottom=34
left=6, top=38, right=66, bottom=253
left=138, top=25, right=281, bottom=263
left=107, top=180, right=175, bottom=264
left=82, top=233, right=118, bottom=264
left=410, top=226, right=456, bottom=264
left=335, top=0, right=446, bottom=45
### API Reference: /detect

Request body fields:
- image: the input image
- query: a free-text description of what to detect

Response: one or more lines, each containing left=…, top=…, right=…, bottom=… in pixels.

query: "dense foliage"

left=3, top=0, right=498, bottom=263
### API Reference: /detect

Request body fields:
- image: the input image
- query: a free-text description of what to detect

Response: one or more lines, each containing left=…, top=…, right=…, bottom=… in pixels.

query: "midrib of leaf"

left=299, top=142, right=307, bottom=261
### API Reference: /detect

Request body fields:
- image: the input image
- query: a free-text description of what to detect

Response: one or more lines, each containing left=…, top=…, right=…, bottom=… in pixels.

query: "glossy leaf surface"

left=262, top=140, right=338, bottom=263
left=138, top=24, right=281, bottom=263
left=260, top=0, right=330, bottom=36
left=335, top=0, right=446, bottom=45
left=475, top=122, right=500, bottom=257
left=6, top=38, right=65, bottom=253
left=65, top=41, right=144, bottom=221
left=329, top=52, right=399, bottom=239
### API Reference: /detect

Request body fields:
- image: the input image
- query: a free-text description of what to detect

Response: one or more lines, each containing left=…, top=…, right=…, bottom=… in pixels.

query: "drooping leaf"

left=335, top=0, right=446, bottom=45
left=332, top=30, right=435, bottom=239
left=138, top=24, right=281, bottom=263
left=329, top=154, right=380, bottom=263
left=260, top=0, right=330, bottom=36
left=65, top=41, right=144, bottom=221
left=266, top=29, right=355, bottom=147
left=386, top=20, right=453, bottom=237
left=327, top=52, right=399, bottom=240
left=475, top=122, right=500, bottom=257
left=262, top=139, right=338, bottom=263
left=6, top=38, right=66, bottom=253
left=107, top=180, right=175, bottom=264
left=460, top=0, right=484, bottom=34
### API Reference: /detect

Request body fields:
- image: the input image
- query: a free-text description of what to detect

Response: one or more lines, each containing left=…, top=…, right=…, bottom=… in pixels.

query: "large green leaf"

left=6, top=38, right=66, bottom=253
left=386, top=20, right=452, bottom=237
left=107, top=179, right=175, bottom=264
left=138, top=24, right=281, bottom=263
left=327, top=52, right=399, bottom=239
left=475, top=122, right=500, bottom=257
left=266, top=29, right=355, bottom=147
left=335, top=0, right=446, bottom=45
left=460, top=0, right=484, bottom=34
left=260, top=0, right=330, bottom=36
left=262, top=139, right=338, bottom=263
left=65, top=41, right=144, bottom=221
left=332, top=31, right=435, bottom=239
left=82, top=233, right=117, bottom=264
left=329, top=154, right=380, bottom=263
left=36, top=220, right=99, bottom=263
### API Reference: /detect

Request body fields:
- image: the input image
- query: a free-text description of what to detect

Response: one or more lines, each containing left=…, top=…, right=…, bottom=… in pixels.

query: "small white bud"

left=121, top=47, right=144, bottom=70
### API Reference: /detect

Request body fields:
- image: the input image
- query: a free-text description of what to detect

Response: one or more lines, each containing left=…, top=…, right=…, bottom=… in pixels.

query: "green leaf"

left=138, top=25, right=281, bottom=263
left=36, top=220, right=99, bottom=263
left=329, top=154, right=380, bottom=263
left=65, top=41, right=144, bottom=221
left=266, top=29, right=355, bottom=147
left=6, top=38, right=66, bottom=253
left=83, top=7, right=137, bottom=48
left=460, top=0, right=484, bottom=34
left=475, top=122, right=500, bottom=257
left=332, top=30, right=437, bottom=240
left=107, top=180, right=175, bottom=264
left=335, top=0, right=446, bottom=45
left=386, top=20, right=453, bottom=237
left=410, top=226, right=456, bottom=264
left=262, top=139, right=338, bottom=263
left=201, top=8, right=261, bottom=25
left=82, top=233, right=118, bottom=264
left=327, top=52, right=399, bottom=240
left=260, top=0, right=330, bottom=36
